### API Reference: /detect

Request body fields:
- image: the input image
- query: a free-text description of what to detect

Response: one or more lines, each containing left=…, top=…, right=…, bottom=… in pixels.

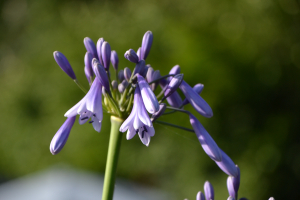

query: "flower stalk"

left=102, top=116, right=124, bottom=200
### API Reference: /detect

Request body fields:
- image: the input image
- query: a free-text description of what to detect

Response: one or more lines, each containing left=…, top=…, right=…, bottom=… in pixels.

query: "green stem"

left=154, top=120, right=195, bottom=133
left=102, top=116, right=124, bottom=200
left=74, top=79, right=88, bottom=93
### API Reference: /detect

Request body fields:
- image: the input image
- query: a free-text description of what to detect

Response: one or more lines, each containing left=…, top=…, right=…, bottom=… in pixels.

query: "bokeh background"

left=1, top=0, right=300, bottom=199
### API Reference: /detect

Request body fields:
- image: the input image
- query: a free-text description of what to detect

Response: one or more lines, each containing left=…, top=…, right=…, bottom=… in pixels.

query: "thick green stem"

left=102, top=116, right=124, bottom=200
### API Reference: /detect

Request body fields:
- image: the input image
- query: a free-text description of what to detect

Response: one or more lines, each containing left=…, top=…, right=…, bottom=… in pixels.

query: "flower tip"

left=53, top=51, right=76, bottom=80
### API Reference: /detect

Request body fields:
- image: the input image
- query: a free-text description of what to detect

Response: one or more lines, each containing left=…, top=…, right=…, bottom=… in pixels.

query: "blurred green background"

left=1, top=0, right=300, bottom=199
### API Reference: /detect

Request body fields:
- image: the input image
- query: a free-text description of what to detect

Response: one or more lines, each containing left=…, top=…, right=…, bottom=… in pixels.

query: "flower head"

left=119, top=85, right=155, bottom=146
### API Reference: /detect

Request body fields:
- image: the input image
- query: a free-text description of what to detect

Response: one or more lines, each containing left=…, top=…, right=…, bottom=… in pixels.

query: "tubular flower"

left=64, top=77, right=103, bottom=132
left=119, top=85, right=155, bottom=146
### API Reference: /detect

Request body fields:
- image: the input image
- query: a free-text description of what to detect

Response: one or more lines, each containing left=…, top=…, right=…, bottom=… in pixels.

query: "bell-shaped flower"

left=180, top=80, right=213, bottom=118
left=189, top=114, right=222, bottom=161
left=137, top=74, right=159, bottom=114
left=53, top=51, right=76, bottom=80
left=50, top=116, right=76, bottom=155
left=141, top=31, right=153, bottom=60
left=197, top=191, right=205, bottom=200
left=64, top=78, right=103, bottom=132
left=227, top=166, right=240, bottom=199
left=84, top=37, right=97, bottom=58
left=215, top=149, right=238, bottom=177
left=182, top=83, right=204, bottom=106
left=119, top=85, right=155, bottom=146
left=111, top=50, right=119, bottom=70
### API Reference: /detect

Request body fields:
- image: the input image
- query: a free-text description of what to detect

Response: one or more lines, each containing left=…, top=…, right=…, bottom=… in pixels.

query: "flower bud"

left=227, top=197, right=235, bottom=200
left=182, top=83, right=204, bottom=106
left=168, top=65, right=181, bottom=81
left=134, top=60, right=146, bottom=75
left=124, top=49, right=139, bottom=63
left=141, top=31, right=153, bottom=60
left=84, top=52, right=94, bottom=77
left=118, top=69, right=125, bottom=82
left=50, top=116, right=76, bottom=155
left=84, top=37, right=97, bottom=58
left=84, top=65, right=92, bottom=85
left=53, top=51, right=76, bottom=80
left=137, top=47, right=141, bottom=61
left=204, top=181, right=214, bottom=200
left=111, top=80, right=118, bottom=90
left=111, top=50, right=119, bottom=71
left=124, top=67, right=132, bottom=81
left=92, top=58, right=111, bottom=96
left=118, top=80, right=128, bottom=93
left=215, top=149, right=238, bottom=177
left=101, top=41, right=111, bottom=70
left=164, top=74, right=183, bottom=98
left=97, top=38, right=104, bottom=65
left=196, top=191, right=205, bottom=200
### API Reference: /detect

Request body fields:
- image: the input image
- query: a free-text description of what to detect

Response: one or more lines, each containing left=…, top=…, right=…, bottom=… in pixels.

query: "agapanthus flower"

left=64, top=77, right=103, bottom=132
left=119, top=85, right=155, bottom=146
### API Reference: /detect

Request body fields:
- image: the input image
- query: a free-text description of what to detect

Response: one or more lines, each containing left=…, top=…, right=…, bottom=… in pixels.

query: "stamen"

left=143, top=126, right=148, bottom=132
left=141, top=130, right=145, bottom=138
left=89, top=121, right=94, bottom=123
left=81, top=117, right=89, bottom=120
left=136, top=129, right=139, bottom=134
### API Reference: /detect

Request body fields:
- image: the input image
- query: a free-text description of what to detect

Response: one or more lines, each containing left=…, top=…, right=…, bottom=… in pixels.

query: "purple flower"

left=141, top=31, right=153, bottom=60
left=204, top=181, right=214, bottom=200
left=146, top=67, right=160, bottom=91
left=101, top=41, right=111, bottom=70
left=111, top=50, right=119, bottom=70
left=227, top=166, right=240, bottom=199
left=215, top=149, right=238, bottom=177
left=134, top=60, right=146, bottom=75
left=168, top=65, right=181, bottom=81
left=64, top=78, right=103, bottom=132
left=197, top=191, right=205, bottom=200
left=118, top=69, right=125, bottom=82
left=189, top=114, right=222, bottom=161
left=50, top=116, right=76, bottom=155
left=137, top=74, right=159, bottom=114
left=92, top=58, right=111, bottom=95
left=53, top=51, right=76, bottom=80
left=182, top=84, right=204, bottom=106
left=84, top=37, right=97, bottom=58
left=97, top=38, right=104, bottom=65
left=119, top=85, right=155, bottom=146
left=124, top=49, right=139, bottom=63
left=84, top=52, right=94, bottom=81
left=137, top=47, right=141, bottom=61
left=164, top=74, right=183, bottom=98
left=179, top=81, right=213, bottom=118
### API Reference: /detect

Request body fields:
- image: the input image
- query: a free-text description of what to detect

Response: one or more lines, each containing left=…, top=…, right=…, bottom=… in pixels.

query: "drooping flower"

left=189, top=114, right=222, bottom=162
left=119, top=85, right=155, bottom=146
left=137, top=74, right=159, bottom=114
left=50, top=116, right=76, bottom=155
left=64, top=77, right=103, bottom=132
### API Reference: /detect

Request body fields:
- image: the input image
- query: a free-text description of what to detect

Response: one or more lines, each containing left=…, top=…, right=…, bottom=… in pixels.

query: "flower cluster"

left=49, top=31, right=273, bottom=199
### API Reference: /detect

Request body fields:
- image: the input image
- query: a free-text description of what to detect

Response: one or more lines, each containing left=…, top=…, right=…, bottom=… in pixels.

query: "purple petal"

left=84, top=52, right=94, bottom=76
left=134, top=60, right=146, bottom=75
left=180, top=81, right=213, bottom=118
left=91, top=115, right=102, bottom=132
left=79, top=111, right=92, bottom=125
left=138, top=129, right=151, bottom=146
left=137, top=47, right=141, bottom=61
left=227, top=197, right=235, bottom=200
left=50, top=116, right=76, bottom=155
left=215, top=149, right=238, bottom=177
left=101, top=41, right=111, bottom=70
left=126, top=126, right=136, bottom=140
left=86, top=78, right=103, bottom=121
left=64, top=97, right=86, bottom=117
left=168, top=65, right=181, bottom=81
left=118, top=69, right=125, bottom=82
left=141, top=31, right=153, bottom=60
left=164, top=74, right=183, bottom=98
left=189, top=114, right=222, bottom=161
left=150, top=103, right=167, bottom=121
left=160, top=78, right=183, bottom=108
left=137, top=75, right=159, bottom=114
left=84, top=37, right=97, bottom=58
left=92, top=58, right=111, bottom=95
left=53, top=51, right=76, bottom=80
left=124, top=67, right=132, bottom=81
left=227, top=176, right=236, bottom=199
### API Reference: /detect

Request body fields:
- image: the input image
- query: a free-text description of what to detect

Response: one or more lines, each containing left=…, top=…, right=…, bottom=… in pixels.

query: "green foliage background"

left=1, top=0, right=300, bottom=199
